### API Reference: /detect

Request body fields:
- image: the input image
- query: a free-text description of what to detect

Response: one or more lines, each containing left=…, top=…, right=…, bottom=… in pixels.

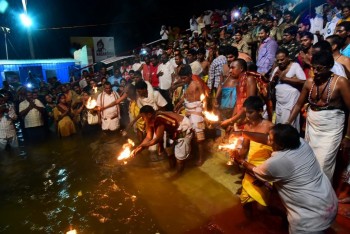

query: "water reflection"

left=1, top=129, right=322, bottom=234
left=0, top=132, right=161, bottom=233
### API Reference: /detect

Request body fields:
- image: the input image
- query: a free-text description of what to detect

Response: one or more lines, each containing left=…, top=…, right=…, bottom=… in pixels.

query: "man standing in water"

left=287, top=51, right=350, bottom=181
left=0, top=94, right=19, bottom=154
left=97, top=82, right=120, bottom=131
left=174, top=65, right=206, bottom=165
left=132, top=105, right=193, bottom=173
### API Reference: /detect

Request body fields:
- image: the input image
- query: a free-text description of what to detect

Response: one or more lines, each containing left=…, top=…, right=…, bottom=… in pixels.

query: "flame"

left=127, top=138, right=135, bottom=146
left=93, top=87, right=98, bottom=93
left=200, top=94, right=205, bottom=102
left=86, top=97, right=97, bottom=109
left=117, top=139, right=135, bottom=161
left=218, top=138, right=239, bottom=150
left=203, top=111, right=219, bottom=122
left=66, top=229, right=77, bottom=234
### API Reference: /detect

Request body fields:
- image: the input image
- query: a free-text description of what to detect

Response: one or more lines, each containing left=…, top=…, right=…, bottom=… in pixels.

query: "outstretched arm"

left=286, top=80, right=309, bottom=124
left=132, top=125, right=164, bottom=156
left=100, top=93, right=127, bottom=111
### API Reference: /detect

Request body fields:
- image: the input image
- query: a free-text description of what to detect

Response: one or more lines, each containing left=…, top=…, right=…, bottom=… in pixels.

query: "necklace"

left=308, top=74, right=334, bottom=105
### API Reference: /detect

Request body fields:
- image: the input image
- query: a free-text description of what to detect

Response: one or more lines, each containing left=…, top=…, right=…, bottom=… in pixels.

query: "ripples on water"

left=0, top=132, right=161, bottom=233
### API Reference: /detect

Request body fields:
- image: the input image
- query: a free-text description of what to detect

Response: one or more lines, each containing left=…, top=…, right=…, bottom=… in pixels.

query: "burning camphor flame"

left=218, top=138, right=239, bottom=150
left=85, top=97, right=97, bottom=109
left=117, top=139, right=135, bottom=161
left=66, top=229, right=77, bottom=234
left=200, top=94, right=205, bottom=102
left=203, top=111, right=219, bottom=122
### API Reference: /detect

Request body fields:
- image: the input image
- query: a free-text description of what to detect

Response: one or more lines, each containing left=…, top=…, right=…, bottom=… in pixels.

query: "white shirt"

left=203, top=10, right=213, bottom=25
left=190, top=18, right=198, bottom=31
left=253, top=139, right=337, bottom=233
left=97, top=91, right=120, bottom=119
left=19, top=99, right=44, bottom=128
left=156, top=49, right=163, bottom=56
left=132, top=62, right=144, bottom=72
left=322, top=15, right=341, bottom=38
left=157, top=61, right=174, bottom=90
left=190, top=60, right=203, bottom=76
left=271, top=62, right=306, bottom=109
left=160, top=29, right=169, bottom=40
left=271, top=62, right=306, bottom=82
left=332, top=61, right=346, bottom=77
left=137, top=91, right=167, bottom=111
left=79, top=78, right=88, bottom=89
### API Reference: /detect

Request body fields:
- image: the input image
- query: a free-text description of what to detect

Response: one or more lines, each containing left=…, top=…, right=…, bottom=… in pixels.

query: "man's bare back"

left=184, top=80, right=204, bottom=102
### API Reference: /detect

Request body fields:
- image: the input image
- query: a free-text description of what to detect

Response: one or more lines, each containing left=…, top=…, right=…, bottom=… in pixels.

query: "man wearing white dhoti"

left=132, top=105, right=193, bottom=173
left=287, top=51, right=350, bottom=181
left=174, top=65, right=206, bottom=165
left=97, top=82, right=121, bottom=131
left=271, top=49, right=306, bottom=131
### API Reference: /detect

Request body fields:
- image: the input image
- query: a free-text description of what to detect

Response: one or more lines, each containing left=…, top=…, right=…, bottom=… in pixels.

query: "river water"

left=0, top=129, right=238, bottom=234
left=1, top=129, right=349, bottom=234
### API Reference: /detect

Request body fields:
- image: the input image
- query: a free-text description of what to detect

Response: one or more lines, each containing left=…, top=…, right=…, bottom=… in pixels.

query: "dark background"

left=0, top=0, right=260, bottom=60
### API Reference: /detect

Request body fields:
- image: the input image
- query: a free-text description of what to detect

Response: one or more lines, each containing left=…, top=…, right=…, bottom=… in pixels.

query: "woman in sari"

left=53, top=93, right=76, bottom=137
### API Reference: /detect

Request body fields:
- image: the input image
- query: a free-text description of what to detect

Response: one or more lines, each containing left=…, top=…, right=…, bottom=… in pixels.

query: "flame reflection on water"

left=1, top=134, right=160, bottom=233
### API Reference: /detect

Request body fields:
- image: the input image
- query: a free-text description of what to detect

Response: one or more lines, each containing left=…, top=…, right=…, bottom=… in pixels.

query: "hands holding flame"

left=117, top=139, right=136, bottom=161
left=129, top=146, right=143, bottom=158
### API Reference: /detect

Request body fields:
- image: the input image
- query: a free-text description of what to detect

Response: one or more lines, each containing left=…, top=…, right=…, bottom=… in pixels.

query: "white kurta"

left=157, top=61, right=174, bottom=90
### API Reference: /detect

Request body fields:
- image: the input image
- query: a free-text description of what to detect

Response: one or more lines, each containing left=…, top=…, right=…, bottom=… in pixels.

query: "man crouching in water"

left=131, top=105, right=193, bottom=173
left=174, top=64, right=206, bottom=165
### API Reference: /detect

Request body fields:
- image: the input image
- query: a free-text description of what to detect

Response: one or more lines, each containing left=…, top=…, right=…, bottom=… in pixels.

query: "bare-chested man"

left=287, top=51, right=350, bottom=181
left=174, top=65, right=206, bottom=165
left=221, top=59, right=257, bottom=129
left=214, top=46, right=239, bottom=120
left=170, top=53, right=185, bottom=106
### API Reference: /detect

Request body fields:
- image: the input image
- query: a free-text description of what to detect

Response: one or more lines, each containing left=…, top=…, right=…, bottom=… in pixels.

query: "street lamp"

left=20, top=13, right=32, bottom=27
left=19, top=13, right=35, bottom=59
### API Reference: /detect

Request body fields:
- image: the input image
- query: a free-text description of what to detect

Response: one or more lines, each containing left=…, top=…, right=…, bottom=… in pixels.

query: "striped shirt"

left=208, top=55, right=227, bottom=90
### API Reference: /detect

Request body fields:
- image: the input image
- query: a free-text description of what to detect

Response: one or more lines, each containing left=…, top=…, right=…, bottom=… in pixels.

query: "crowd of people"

left=1, top=0, right=350, bottom=233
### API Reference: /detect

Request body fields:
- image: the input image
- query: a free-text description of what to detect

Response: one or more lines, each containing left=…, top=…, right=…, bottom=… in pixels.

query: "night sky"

left=0, top=0, right=257, bottom=60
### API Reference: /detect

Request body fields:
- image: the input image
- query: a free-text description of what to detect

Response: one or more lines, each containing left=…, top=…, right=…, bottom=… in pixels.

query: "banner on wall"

left=92, top=37, right=115, bottom=62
